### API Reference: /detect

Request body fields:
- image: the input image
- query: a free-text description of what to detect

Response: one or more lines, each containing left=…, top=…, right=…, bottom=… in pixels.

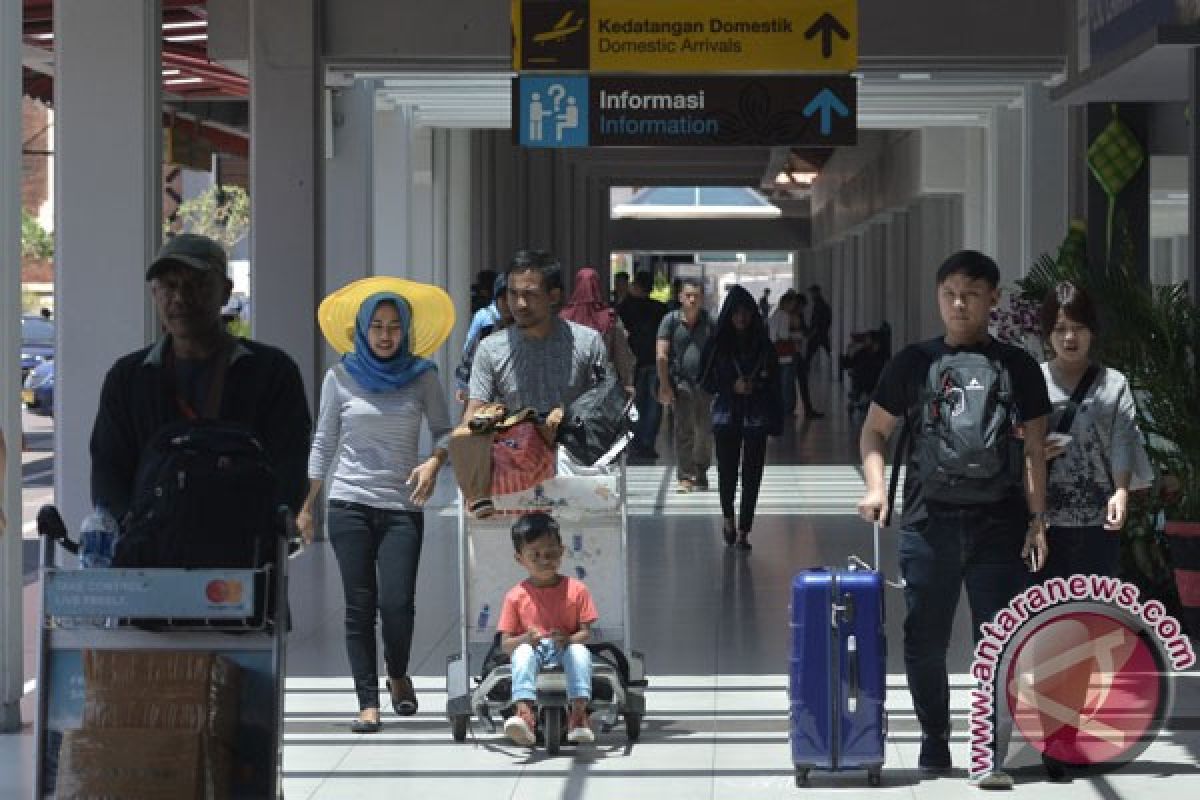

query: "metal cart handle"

left=37, top=504, right=78, bottom=554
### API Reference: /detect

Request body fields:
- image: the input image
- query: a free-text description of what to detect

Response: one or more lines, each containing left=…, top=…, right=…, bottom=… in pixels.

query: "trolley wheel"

left=544, top=708, right=563, bottom=755
left=794, top=768, right=810, bottom=787
left=624, top=712, right=642, bottom=743
left=451, top=714, right=469, bottom=742
left=867, top=767, right=882, bottom=787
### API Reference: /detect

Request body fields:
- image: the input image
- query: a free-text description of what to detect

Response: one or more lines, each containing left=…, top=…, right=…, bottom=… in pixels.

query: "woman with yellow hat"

left=302, top=278, right=455, bottom=733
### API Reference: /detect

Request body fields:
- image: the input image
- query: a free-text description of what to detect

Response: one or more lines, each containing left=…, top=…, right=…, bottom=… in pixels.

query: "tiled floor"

left=5, top=380, right=1199, bottom=798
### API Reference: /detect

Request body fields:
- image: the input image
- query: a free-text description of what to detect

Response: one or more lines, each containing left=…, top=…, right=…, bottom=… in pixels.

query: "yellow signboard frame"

left=513, top=0, right=858, bottom=73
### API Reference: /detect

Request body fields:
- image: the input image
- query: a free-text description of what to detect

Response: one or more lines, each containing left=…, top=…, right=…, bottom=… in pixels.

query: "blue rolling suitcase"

left=789, top=523, right=886, bottom=787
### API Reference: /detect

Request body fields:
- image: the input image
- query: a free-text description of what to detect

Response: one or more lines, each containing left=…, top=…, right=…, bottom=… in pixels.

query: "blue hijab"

left=342, top=292, right=436, bottom=392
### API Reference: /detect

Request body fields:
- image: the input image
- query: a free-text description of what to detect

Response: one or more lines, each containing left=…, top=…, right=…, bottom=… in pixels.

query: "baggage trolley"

left=32, top=505, right=294, bottom=799
left=444, top=454, right=648, bottom=752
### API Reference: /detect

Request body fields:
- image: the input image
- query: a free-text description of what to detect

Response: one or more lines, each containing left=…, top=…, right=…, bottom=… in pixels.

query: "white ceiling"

left=352, top=68, right=1060, bottom=130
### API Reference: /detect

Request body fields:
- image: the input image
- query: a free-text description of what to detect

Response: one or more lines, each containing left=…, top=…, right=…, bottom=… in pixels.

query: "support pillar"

left=322, top=79, right=376, bottom=371
left=1, top=0, right=26, bottom=733
left=249, top=0, right=318, bottom=397
left=989, top=106, right=1024, bottom=281
left=1023, top=82, right=1068, bottom=272
left=55, top=0, right=160, bottom=550
left=1190, top=48, right=1200, bottom=300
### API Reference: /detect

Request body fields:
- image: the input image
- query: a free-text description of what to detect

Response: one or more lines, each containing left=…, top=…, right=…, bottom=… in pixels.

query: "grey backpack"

left=910, top=343, right=1023, bottom=505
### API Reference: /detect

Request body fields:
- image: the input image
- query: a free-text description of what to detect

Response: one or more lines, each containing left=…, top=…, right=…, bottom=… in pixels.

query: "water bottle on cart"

left=78, top=506, right=118, bottom=628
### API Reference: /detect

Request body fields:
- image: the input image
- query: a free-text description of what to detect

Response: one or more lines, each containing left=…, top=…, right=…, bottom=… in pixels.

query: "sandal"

left=722, top=518, right=737, bottom=547
left=468, top=403, right=507, bottom=434
left=467, top=497, right=495, bottom=519
left=351, top=712, right=382, bottom=733
left=387, top=676, right=418, bottom=716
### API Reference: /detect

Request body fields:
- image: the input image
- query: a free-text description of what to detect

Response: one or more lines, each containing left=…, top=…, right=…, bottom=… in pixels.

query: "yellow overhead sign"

left=513, top=0, right=859, bottom=73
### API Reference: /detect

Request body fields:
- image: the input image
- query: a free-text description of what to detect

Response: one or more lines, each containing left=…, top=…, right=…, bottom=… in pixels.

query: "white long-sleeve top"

left=307, top=364, right=453, bottom=511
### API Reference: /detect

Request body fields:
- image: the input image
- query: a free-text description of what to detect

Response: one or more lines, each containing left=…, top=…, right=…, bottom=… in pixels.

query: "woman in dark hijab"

left=700, top=285, right=782, bottom=550
left=560, top=267, right=636, bottom=390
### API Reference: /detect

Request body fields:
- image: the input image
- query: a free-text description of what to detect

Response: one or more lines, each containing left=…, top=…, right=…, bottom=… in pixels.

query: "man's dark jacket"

left=89, top=336, right=313, bottom=521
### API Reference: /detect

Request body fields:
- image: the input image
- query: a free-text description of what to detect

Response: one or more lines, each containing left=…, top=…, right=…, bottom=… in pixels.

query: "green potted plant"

left=1014, top=219, right=1200, bottom=635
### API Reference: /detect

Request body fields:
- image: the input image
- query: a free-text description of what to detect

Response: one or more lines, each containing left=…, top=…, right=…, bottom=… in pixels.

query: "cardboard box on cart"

left=80, top=649, right=242, bottom=746
left=55, top=727, right=232, bottom=800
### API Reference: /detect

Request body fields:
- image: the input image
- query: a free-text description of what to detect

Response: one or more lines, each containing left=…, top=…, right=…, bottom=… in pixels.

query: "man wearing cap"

left=89, top=233, right=313, bottom=521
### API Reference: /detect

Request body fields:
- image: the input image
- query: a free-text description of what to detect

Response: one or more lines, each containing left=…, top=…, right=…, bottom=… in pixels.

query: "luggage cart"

left=32, top=506, right=294, bottom=800
left=444, top=454, right=647, bottom=752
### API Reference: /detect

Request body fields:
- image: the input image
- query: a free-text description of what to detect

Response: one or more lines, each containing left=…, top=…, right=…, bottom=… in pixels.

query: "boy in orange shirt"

left=498, top=512, right=599, bottom=746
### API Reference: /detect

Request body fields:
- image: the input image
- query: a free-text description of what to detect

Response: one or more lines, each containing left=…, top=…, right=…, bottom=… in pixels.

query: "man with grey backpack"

left=856, top=250, right=1050, bottom=790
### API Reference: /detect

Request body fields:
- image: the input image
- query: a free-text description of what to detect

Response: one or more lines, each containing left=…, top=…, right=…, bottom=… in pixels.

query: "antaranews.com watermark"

left=969, top=574, right=1196, bottom=779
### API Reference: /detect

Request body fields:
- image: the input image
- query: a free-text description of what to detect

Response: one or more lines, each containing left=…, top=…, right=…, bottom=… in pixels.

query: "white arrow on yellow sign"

left=513, top=0, right=859, bottom=73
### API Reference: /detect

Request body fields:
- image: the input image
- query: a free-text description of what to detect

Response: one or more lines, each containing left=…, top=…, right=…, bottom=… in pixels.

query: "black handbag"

left=557, top=366, right=634, bottom=466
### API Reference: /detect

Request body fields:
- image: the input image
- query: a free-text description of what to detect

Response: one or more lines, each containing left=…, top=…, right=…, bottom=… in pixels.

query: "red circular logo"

left=1006, top=610, right=1167, bottom=768
left=205, top=580, right=229, bottom=603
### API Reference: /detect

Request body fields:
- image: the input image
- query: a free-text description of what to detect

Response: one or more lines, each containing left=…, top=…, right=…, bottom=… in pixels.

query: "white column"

left=249, top=0, right=317, bottom=398
left=407, top=126, right=436, bottom=285
left=322, top=80, right=376, bottom=371
left=432, top=129, right=474, bottom=382
left=988, top=106, right=1024, bottom=281
left=1, top=0, right=25, bottom=732
left=1022, top=82, right=1068, bottom=274
left=963, top=127, right=988, bottom=254
left=373, top=105, right=414, bottom=281
left=55, top=0, right=160, bottom=542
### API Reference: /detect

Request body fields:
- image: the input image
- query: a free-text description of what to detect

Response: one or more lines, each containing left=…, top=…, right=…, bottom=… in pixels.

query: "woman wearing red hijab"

left=560, top=267, right=635, bottom=391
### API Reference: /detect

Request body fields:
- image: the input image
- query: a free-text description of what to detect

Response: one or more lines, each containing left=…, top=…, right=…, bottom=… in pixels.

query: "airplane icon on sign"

left=533, top=11, right=585, bottom=45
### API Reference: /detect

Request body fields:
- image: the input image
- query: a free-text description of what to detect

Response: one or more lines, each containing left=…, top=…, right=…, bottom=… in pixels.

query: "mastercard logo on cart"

left=205, top=580, right=245, bottom=604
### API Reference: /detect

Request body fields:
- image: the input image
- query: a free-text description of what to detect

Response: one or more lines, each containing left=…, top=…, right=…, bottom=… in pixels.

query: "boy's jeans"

left=898, top=504, right=1027, bottom=746
left=511, top=640, right=592, bottom=702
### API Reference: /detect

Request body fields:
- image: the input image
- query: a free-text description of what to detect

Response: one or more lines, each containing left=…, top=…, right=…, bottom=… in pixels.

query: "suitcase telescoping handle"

left=847, top=522, right=881, bottom=572
left=847, top=522, right=905, bottom=589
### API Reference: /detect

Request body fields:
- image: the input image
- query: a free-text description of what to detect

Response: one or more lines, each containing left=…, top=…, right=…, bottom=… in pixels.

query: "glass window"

left=697, top=187, right=768, bottom=206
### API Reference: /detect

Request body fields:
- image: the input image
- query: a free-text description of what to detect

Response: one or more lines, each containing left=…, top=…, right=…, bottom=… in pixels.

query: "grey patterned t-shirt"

left=1042, top=363, right=1143, bottom=528
left=469, top=319, right=610, bottom=413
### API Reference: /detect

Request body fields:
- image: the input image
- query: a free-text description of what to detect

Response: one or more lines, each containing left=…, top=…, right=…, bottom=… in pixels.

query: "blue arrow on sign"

left=803, top=88, right=850, bottom=136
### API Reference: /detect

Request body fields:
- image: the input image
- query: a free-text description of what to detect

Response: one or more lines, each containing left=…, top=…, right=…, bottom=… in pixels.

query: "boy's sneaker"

left=566, top=708, right=594, bottom=744
left=918, top=733, right=952, bottom=774
left=969, top=769, right=1014, bottom=790
left=504, top=705, right=537, bottom=747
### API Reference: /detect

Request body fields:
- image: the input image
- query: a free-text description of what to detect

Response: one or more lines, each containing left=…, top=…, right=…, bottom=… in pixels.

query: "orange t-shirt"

left=497, top=576, right=598, bottom=637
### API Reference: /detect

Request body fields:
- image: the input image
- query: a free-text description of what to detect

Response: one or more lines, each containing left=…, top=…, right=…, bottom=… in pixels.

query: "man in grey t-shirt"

left=656, top=277, right=715, bottom=492
left=451, top=250, right=611, bottom=516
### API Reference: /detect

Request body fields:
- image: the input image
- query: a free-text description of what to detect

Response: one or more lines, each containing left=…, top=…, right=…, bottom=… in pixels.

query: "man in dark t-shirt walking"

left=857, top=250, right=1050, bottom=789
left=618, top=271, right=667, bottom=458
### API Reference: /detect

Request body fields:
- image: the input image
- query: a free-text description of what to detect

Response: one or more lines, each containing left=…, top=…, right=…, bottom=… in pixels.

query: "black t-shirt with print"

left=871, top=336, right=1051, bottom=528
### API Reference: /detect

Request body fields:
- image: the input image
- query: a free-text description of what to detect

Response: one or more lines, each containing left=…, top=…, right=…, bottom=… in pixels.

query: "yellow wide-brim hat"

left=318, top=276, right=456, bottom=358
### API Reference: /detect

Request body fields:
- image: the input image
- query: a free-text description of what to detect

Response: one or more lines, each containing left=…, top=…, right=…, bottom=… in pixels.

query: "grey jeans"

left=672, top=382, right=712, bottom=482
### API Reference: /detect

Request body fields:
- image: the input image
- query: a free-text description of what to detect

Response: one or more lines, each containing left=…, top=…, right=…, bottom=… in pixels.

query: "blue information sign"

left=515, top=74, right=856, bottom=148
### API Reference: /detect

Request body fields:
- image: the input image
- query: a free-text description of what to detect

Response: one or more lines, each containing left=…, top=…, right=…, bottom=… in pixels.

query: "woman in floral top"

left=1038, top=281, right=1147, bottom=579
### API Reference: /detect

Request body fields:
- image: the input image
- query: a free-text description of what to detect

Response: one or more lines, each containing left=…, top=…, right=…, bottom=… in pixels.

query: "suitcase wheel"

left=867, top=766, right=882, bottom=787
left=794, top=767, right=810, bottom=787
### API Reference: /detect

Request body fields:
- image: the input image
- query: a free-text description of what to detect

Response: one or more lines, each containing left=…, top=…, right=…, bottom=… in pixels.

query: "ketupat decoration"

left=1086, top=104, right=1145, bottom=262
